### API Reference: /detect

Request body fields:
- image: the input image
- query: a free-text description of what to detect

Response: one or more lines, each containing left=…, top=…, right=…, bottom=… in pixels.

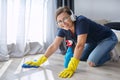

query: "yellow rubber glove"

left=25, top=55, right=47, bottom=67
left=59, top=57, right=79, bottom=78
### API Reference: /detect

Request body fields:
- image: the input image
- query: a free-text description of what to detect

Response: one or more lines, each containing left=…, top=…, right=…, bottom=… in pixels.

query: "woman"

left=23, top=6, right=118, bottom=78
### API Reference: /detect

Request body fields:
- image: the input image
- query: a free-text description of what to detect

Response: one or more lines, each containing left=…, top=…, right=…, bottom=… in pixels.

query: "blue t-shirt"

left=57, top=15, right=112, bottom=43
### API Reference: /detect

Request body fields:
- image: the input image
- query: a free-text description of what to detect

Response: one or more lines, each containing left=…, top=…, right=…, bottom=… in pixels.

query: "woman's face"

left=56, top=12, right=73, bottom=30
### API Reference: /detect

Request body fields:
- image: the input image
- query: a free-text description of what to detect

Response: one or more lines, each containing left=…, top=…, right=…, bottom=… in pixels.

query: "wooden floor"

left=0, top=53, right=120, bottom=80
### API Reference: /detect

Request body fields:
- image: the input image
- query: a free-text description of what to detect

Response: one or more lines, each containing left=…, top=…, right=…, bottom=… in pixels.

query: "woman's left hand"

left=59, top=57, right=80, bottom=78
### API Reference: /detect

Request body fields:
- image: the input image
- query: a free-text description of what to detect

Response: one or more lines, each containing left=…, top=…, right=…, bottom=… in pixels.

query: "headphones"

left=70, top=10, right=76, bottom=21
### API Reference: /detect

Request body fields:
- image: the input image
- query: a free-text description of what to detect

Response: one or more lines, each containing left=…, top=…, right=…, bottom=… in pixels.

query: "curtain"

left=0, top=0, right=57, bottom=61
left=57, top=0, right=74, bottom=11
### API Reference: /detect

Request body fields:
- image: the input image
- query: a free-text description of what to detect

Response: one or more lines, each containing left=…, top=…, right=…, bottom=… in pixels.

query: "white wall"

left=75, top=0, right=120, bottom=21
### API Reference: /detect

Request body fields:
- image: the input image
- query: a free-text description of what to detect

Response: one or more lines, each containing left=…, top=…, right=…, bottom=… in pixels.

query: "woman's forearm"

left=44, top=44, right=58, bottom=58
left=73, top=45, right=84, bottom=59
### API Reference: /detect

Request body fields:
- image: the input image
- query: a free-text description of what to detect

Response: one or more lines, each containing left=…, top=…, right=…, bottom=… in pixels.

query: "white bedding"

left=112, top=29, right=120, bottom=42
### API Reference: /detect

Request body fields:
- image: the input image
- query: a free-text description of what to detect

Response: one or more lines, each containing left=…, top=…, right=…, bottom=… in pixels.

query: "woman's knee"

left=87, top=61, right=96, bottom=67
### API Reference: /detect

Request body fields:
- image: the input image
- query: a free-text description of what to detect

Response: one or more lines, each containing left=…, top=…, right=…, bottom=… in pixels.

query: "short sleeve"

left=57, top=28, right=65, bottom=37
left=76, top=17, right=89, bottom=35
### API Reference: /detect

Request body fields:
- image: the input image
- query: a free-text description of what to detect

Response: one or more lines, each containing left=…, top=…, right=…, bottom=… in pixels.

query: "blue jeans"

left=80, top=32, right=118, bottom=66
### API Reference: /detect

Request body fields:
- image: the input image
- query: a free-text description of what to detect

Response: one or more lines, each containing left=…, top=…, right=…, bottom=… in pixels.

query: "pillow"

left=104, top=22, right=120, bottom=30
left=94, top=19, right=109, bottom=25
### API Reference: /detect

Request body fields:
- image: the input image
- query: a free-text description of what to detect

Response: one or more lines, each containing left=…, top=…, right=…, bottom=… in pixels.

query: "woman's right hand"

left=25, top=55, right=47, bottom=67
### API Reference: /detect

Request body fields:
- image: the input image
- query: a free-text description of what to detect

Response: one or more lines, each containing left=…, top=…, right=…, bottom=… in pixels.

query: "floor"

left=0, top=53, right=120, bottom=80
